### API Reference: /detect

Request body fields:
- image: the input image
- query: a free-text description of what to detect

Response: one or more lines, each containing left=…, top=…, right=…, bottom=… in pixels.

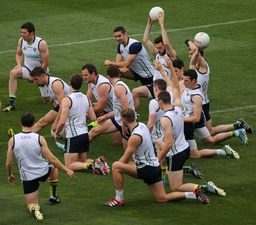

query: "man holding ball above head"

left=133, top=9, right=178, bottom=111
left=185, top=34, right=252, bottom=142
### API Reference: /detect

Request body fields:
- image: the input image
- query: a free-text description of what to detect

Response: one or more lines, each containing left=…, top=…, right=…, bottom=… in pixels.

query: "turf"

left=0, top=0, right=255, bottom=224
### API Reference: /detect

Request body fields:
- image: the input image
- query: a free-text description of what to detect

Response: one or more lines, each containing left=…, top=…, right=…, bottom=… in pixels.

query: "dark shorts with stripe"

left=53, top=104, right=60, bottom=112
left=23, top=167, right=51, bottom=194
left=146, top=83, right=155, bottom=98
left=202, top=103, right=211, bottom=121
left=166, top=147, right=190, bottom=172
left=137, top=165, right=162, bottom=185
left=133, top=71, right=153, bottom=85
left=110, top=117, right=131, bottom=140
left=184, top=122, right=195, bottom=140
left=65, top=133, right=89, bottom=153
left=194, top=113, right=206, bottom=128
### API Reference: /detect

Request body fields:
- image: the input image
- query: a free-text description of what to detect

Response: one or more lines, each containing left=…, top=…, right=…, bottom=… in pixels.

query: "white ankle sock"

left=115, top=190, right=124, bottom=201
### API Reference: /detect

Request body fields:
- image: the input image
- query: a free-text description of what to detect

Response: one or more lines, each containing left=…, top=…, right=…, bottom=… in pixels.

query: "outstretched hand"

left=67, top=169, right=75, bottom=179
left=8, top=174, right=15, bottom=185
left=153, top=60, right=163, bottom=71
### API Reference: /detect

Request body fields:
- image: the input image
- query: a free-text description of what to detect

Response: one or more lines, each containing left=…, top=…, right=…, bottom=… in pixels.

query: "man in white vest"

left=6, top=113, right=74, bottom=220
left=2, top=22, right=50, bottom=112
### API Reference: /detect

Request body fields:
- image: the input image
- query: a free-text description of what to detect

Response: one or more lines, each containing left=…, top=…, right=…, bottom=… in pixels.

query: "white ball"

left=149, top=6, right=164, bottom=21
left=194, top=32, right=210, bottom=49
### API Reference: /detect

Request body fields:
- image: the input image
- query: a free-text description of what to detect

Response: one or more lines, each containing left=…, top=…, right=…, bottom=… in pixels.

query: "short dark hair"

left=107, top=66, right=120, bottom=78
left=157, top=91, right=171, bottom=104
left=113, top=26, right=126, bottom=34
left=121, top=108, right=136, bottom=123
left=154, top=35, right=163, bottom=44
left=21, top=113, right=35, bottom=127
left=21, top=22, right=35, bottom=33
left=153, top=79, right=167, bottom=91
left=173, top=58, right=184, bottom=69
left=70, top=74, right=83, bottom=90
left=183, top=69, right=197, bottom=81
left=30, top=66, right=47, bottom=77
left=82, top=63, right=97, bottom=75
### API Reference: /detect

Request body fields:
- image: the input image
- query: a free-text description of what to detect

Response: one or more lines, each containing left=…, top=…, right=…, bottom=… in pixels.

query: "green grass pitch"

left=0, top=0, right=255, bottom=224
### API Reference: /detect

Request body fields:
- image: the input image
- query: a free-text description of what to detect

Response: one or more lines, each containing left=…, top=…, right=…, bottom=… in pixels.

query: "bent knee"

left=202, top=137, right=215, bottom=144
left=155, top=196, right=168, bottom=203
left=89, top=127, right=100, bottom=140
left=10, top=69, right=22, bottom=79
left=132, top=89, right=140, bottom=97
left=169, top=184, right=181, bottom=192
left=112, top=161, right=121, bottom=171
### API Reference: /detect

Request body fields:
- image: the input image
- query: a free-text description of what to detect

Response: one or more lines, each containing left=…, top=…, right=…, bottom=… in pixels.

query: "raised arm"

left=187, top=40, right=207, bottom=72
left=153, top=59, right=173, bottom=88
left=147, top=99, right=158, bottom=133
left=143, top=17, right=157, bottom=55
left=158, top=12, right=177, bottom=59
left=158, top=117, right=173, bottom=161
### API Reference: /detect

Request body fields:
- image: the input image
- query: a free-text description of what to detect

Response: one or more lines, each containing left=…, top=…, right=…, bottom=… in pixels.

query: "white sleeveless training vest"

left=196, top=62, right=210, bottom=104
left=131, top=122, right=159, bottom=167
left=119, top=38, right=154, bottom=78
left=163, top=108, right=189, bottom=157
left=45, top=76, right=71, bottom=103
left=13, top=132, right=49, bottom=181
left=113, top=80, right=135, bottom=126
left=65, top=92, right=90, bottom=138
left=181, top=86, right=203, bottom=117
left=88, top=74, right=113, bottom=113
left=21, top=36, right=48, bottom=71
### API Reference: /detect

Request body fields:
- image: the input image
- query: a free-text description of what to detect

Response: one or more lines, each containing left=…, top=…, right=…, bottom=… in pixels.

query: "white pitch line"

left=211, top=105, right=256, bottom=114
left=0, top=18, right=255, bottom=55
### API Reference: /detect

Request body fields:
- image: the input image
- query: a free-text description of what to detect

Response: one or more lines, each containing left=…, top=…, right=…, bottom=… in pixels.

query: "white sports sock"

left=185, top=192, right=196, bottom=200
left=216, top=149, right=226, bottom=155
left=115, top=190, right=124, bottom=201
left=234, top=130, right=239, bottom=137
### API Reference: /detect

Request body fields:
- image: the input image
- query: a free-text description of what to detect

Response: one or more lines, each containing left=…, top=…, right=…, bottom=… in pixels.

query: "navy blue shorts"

left=184, top=123, right=195, bottom=140
left=110, top=117, right=130, bottom=140
left=194, top=113, right=206, bottom=128
left=146, top=84, right=155, bottom=98
left=65, top=133, right=89, bottom=153
left=23, top=167, right=51, bottom=194
left=137, top=165, right=162, bottom=185
left=133, top=71, right=153, bottom=85
left=53, top=104, right=60, bottom=112
left=166, top=147, right=190, bottom=172
left=202, top=103, right=211, bottom=122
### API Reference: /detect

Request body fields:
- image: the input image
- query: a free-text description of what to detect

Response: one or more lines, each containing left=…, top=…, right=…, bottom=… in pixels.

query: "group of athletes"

left=4, top=12, right=253, bottom=220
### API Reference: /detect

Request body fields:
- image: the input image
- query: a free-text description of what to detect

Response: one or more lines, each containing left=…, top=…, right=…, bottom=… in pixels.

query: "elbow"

left=59, top=122, right=66, bottom=128
left=143, top=38, right=148, bottom=43
left=194, top=117, right=201, bottom=123
left=6, top=162, right=11, bottom=169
